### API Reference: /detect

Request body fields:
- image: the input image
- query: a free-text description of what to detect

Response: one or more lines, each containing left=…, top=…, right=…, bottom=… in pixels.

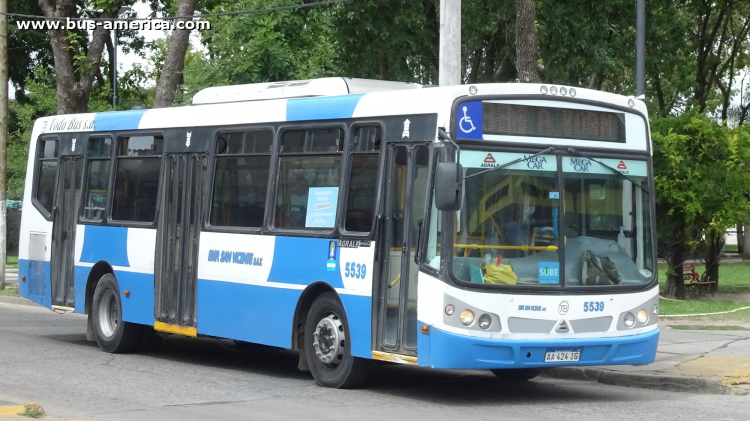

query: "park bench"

left=683, top=264, right=716, bottom=296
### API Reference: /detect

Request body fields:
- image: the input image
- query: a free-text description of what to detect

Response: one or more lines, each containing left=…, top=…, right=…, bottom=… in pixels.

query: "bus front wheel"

left=490, top=368, right=541, bottom=381
left=91, top=274, right=141, bottom=353
left=304, top=292, right=370, bottom=388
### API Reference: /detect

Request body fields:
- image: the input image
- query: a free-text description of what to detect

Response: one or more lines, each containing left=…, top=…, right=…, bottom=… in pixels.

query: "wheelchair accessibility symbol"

left=459, top=106, right=476, bottom=134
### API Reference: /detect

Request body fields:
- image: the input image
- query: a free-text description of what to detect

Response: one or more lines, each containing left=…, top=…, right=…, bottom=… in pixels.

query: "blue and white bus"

left=19, top=78, right=659, bottom=388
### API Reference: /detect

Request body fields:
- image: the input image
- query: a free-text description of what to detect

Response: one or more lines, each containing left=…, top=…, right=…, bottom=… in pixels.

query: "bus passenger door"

left=377, top=143, right=430, bottom=357
left=155, top=153, right=208, bottom=332
left=51, top=156, right=82, bottom=309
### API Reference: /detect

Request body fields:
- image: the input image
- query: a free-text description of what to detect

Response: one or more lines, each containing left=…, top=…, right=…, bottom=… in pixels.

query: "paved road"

left=1, top=302, right=750, bottom=421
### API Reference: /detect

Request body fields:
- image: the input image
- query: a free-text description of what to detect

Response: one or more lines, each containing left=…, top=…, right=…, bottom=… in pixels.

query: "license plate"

left=545, top=350, right=581, bottom=362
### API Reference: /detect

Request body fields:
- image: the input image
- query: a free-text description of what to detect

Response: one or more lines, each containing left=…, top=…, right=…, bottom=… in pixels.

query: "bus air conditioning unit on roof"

left=191, top=77, right=422, bottom=105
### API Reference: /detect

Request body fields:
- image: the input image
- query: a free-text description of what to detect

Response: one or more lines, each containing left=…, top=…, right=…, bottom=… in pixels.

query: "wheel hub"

left=98, top=289, right=119, bottom=338
left=313, top=314, right=345, bottom=366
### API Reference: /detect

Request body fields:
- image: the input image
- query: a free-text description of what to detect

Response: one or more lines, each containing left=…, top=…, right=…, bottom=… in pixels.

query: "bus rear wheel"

left=304, top=292, right=370, bottom=388
left=91, top=274, right=142, bottom=353
left=490, top=368, right=541, bottom=381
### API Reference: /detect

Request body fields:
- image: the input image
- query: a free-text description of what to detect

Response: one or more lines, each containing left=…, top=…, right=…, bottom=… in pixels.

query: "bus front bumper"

left=418, top=325, right=659, bottom=370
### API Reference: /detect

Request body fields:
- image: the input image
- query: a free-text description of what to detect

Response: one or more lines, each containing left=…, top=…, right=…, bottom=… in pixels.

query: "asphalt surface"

left=2, top=302, right=750, bottom=421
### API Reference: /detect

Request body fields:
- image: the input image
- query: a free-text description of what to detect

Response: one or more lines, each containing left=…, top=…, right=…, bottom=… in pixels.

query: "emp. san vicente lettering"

left=208, top=250, right=263, bottom=266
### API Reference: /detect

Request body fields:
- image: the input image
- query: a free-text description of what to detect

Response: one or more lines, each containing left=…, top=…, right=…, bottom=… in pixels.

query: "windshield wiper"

left=566, top=147, right=650, bottom=194
left=464, top=147, right=555, bottom=179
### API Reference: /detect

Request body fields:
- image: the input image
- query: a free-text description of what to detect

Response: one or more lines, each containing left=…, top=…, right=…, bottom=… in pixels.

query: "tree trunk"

left=743, top=225, right=750, bottom=260
left=665, top=244, right=686, bottom=300
left=705, top=234, right=722, bottom=293
left=737, top=224, right=744, bottom=255
left=152, top=0, right=197, bottom=108
left=38, top=0, right=117, bottom=114
left=514, top=0, right=541, bottom=83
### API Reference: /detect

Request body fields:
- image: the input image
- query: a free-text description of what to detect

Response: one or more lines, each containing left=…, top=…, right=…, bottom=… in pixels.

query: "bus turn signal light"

left=421, top=325, right=429, bottom=334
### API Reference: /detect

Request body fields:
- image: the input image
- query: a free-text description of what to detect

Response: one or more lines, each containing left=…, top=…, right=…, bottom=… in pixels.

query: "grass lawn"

left=669, top=324, right=749, bottom=330
left=658, top=263, right=750, bottom=294
left=661, top=307, right=750, bottom=324
left=659, top=299, right=749, bottom=315
left=0, top=283, right=19, bottom=297
left=6, top=255, right=18, bottom=269
left=724, top=244, right=738, bottom=252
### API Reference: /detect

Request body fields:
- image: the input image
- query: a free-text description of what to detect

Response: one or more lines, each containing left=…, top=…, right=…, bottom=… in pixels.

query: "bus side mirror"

left=435, top=162, right=463, bottom=211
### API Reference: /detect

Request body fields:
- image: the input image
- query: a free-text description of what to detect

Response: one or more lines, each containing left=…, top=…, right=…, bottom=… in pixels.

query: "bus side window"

left=210, top=130, right=273, bottom=228
left=82, top=136, right=113, bottom=221
left=344, top=125, right=381, bottom=233
left=274, top=128, right=344, bottom=230
left=111, top=135, right=163, bottom=223
left=34, top=138, right=59, bottom=216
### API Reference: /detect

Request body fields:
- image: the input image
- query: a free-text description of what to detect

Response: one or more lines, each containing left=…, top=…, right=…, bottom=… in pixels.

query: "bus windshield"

left=450, top=150, right=654, bottom=288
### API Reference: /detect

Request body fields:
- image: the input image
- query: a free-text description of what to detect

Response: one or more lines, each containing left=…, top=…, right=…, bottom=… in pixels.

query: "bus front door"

left=377, top=143, right=430, bottom=357
left=155, top=153, right=208, bottom=332
left=51, top=156, right=82, bottom=309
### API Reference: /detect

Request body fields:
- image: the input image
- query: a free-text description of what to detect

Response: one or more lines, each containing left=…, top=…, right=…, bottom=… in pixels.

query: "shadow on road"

left=45, top=332, right=632, bottom=404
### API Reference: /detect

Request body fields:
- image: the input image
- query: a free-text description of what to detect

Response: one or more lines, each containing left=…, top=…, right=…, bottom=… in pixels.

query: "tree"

left=514, top=0, right=540, bottom=82
left=37, top=0, right=127, bottom=114
left=152, top=0, right=197, bottom=107
left=651, top=111, right=750, bottom=298
left=179, top=0, right=341, bottom=102
left=8, top=0, right=53, bottom=102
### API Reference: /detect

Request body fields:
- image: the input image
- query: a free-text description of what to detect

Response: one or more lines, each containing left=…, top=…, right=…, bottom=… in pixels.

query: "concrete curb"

left=0, top=295, right=38, bottom=307
left=541, top=367, right=740, bottom=395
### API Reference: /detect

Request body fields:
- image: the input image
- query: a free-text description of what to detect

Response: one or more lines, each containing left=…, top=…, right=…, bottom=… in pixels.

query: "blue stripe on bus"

left=267, top=237, right=344, bottom=289
left=94, top=109, right=147, bottom=131
left=196, top=279, right=372, bottom=357
left=420, top=323, right=659, bottom=369
left=196, top=279, right=300, bottom=348
left=74, top=265, right=89, bottom=313
left=114, top=269, right=156, bottom=325
left=286, top=94, right=365, bottom=121
left=80, top=225, right=130, bottom=267
left=338, top=293, right=372, bottom=358
left=18, top=259, right=52, bottom=309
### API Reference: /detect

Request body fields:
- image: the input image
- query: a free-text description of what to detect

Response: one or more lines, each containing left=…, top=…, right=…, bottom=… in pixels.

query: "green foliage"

left=652, top=112, right=750, bottom=240
left=180, top=0, right=340, bottom=102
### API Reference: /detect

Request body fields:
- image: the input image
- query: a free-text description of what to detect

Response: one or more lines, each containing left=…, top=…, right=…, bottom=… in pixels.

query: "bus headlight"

left=459, top=310, right=475, bottom=326
left=540, top=85, right=548, bottom=95
left=550, top=86, right=558, bottom=95
left=624, top=312, right=635, bottom=328
left=637, top=309, right=649, bottom=324
left=478, top=314, right=492, bottom=329
left=445, top=304, right=455, bottom=316
left=560, top=87, right=568, bottom=96
left=569, top=88, right=576, bottom=97
left=652, top=304, right=659, bottom=316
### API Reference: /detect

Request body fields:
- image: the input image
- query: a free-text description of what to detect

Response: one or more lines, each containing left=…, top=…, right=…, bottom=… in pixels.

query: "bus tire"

left=490, top=368, right=540, bottom=381
left=91, top=274, right=141, bottom=353
left=304, top=292, right=370, bottom=388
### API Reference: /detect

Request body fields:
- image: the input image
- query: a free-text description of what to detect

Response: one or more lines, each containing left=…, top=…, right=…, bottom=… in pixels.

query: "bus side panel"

left=196, top=233, right=374, bottom=356
left=196, top=279, right=300, bottom=348
left=74, top=225, right=157, bottom=325
left=338, top=294, right=372, bottom=359
left=18, top=259, right=52, bottom=308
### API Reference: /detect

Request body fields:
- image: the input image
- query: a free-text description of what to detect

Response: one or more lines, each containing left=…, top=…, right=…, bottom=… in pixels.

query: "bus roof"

left=32, top=82, right=648, bottom=137
left=191, top=77, right=422, bottom=105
